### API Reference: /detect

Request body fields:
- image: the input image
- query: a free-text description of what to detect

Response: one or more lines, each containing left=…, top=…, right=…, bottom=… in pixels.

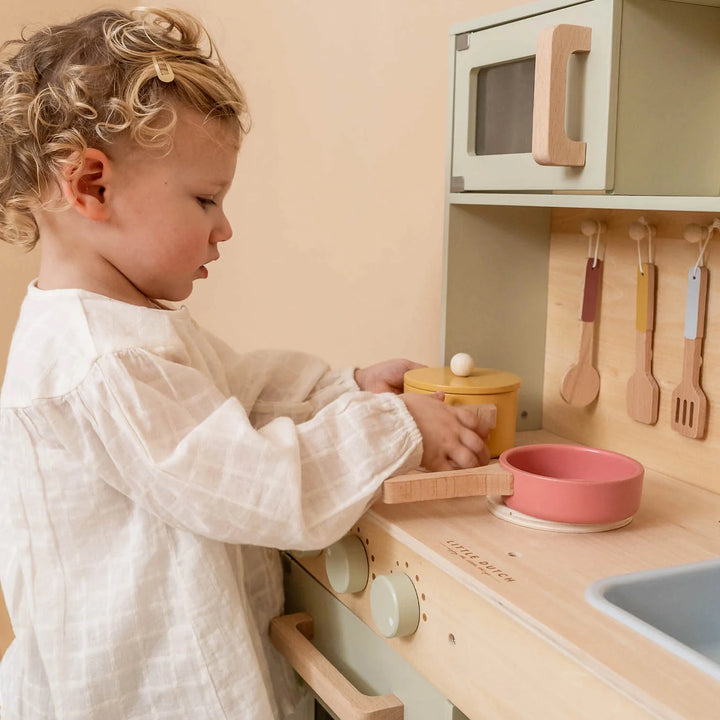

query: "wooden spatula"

left=626, top=262, right=659, bottom=424
left=560, top=257, right=602, bottom=407
left=671, top=266, right=708, bottom=438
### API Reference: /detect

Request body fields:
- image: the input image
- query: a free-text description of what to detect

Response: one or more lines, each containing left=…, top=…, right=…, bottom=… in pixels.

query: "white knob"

left=450, top=352, right=474, bottom=377
left=325, top=535, right=368, bottom=594
left=370, top=573, right=420, bottom=638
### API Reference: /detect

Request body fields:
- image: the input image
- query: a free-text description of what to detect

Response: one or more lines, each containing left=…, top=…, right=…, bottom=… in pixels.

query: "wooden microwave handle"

left=269, top=612, right=404, bottom=720
left=532, top=24, right=591, bottom=167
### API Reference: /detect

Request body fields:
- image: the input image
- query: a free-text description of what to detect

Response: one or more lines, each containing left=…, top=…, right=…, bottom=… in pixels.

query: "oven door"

left=276, top=554, right=470, bottom=720
left=451, top=0, right=619, bottom=192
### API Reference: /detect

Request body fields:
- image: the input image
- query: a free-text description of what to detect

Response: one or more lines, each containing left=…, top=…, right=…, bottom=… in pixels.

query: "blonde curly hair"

left=0, top=6, right=249, bottom=249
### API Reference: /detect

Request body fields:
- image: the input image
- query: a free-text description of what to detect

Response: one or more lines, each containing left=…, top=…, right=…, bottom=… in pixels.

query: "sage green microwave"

left=449, top=0, right=720, bottom=196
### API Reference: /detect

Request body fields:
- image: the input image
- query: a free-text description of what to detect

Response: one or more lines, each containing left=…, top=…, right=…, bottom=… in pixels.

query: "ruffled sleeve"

left=72, top=348, right=422, bottom=550
left=198, top=329, right=360, bottom=426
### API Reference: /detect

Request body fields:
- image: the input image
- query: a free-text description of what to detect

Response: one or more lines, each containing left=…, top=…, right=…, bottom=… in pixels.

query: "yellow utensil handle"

left=635, top=263, right=656, bottom=333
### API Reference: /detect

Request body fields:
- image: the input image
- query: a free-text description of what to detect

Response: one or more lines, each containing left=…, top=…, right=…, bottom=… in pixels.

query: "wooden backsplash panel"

left=544, top=208, right=720, bottom=493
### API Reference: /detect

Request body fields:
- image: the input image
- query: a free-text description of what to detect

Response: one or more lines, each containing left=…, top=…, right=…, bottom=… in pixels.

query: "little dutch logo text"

left=443, top=540, right=516, bottom=583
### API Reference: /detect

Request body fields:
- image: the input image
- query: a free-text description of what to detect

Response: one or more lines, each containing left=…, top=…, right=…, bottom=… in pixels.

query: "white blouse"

left=0, top=284, right=422, bottom=719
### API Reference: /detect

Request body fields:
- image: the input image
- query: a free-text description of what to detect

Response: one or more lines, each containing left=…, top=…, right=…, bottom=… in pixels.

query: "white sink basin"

left=586, top=558, right=720, bottom=681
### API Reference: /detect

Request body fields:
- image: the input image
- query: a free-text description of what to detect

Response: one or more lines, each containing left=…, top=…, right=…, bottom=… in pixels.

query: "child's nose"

left=212, top=212, right=233, bottom=243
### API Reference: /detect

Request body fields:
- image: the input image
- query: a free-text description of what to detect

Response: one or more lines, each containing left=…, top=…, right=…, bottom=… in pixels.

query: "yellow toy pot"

left=404, top=366, right=521, bottom=458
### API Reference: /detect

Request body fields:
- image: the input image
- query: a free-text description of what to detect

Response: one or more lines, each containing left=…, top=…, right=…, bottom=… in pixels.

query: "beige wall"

left=1, top=0, right=525, bottom=378
left=184, top=0, right=528, bottom=369
left=179, top=0, right=519, bottom=369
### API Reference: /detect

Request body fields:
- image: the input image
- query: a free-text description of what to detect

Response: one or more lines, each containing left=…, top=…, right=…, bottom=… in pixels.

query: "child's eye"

left=197, top=197, right=216, bottom=209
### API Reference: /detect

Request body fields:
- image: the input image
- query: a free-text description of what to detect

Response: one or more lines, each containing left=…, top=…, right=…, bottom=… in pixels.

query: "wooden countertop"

left=369, top=431, right=720, bottom=719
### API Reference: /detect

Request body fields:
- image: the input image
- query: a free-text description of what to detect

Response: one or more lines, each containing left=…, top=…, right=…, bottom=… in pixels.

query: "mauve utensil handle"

left=581, top=257, right=603, bottom=322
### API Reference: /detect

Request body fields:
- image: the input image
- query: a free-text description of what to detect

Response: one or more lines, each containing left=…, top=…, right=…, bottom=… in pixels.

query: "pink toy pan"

left=382, top=443, right=644, bottom=525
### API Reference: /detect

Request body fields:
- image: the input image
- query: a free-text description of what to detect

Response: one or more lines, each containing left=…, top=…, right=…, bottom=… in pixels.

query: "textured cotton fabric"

left=0, top=284, right=423, bottom=719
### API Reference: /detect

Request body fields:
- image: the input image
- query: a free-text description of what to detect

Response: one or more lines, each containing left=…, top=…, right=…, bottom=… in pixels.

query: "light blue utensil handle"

left=684, top=267, right=708, bottom=340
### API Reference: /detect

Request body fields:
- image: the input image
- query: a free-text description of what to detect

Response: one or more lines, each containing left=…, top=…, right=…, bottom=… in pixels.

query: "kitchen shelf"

left=448, top=192, right=720, bottom=212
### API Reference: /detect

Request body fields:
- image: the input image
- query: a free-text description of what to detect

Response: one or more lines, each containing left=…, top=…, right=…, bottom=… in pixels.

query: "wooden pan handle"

left=270, top=613, right=404, bottom=720
left=382, top=464, right=514, bottom=505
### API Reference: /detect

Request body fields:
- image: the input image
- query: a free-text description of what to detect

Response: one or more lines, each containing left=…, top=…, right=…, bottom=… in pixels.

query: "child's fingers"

left=459, top=427, right=489, bottom=462
left=448, top=410, right=491, bottom=468
left=446, top=442, right=483, bottom=470
left=454, top=405, right=492, bottom=439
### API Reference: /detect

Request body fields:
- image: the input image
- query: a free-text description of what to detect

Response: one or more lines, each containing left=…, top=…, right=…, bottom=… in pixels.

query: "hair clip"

left=152, top=57, right=175, bottom=83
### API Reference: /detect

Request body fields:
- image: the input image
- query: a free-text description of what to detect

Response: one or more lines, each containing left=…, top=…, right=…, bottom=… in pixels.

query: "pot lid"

left=404, top=366, right=521, bottom=395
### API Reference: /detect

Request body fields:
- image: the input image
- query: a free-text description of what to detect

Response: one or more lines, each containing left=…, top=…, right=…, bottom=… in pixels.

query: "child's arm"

left=200, top=331, right=417, bottom=423
left=199, top=331, right=360, bottom=423
left=83, top=348, right=423, bottom=551
left=354, top=358, right=424, bottom=394
left=195, top=334, right=490, bottom=472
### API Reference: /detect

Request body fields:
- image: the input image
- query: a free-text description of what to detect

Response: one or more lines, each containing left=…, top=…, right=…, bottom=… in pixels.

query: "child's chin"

left=156, top=286, right=192, bottom=303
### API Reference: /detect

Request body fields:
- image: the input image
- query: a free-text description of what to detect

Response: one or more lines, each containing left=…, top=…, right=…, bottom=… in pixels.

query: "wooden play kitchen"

left=435, top=0, right=720, bottom=713
left=280, top=0, right=720, bottom=718
left=442, top=0, right=720, bottom=491
left=285, top=451, right=720, bottom=720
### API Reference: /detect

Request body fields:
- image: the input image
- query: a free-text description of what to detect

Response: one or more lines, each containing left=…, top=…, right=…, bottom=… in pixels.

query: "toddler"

left=0, top=7, right=489, bottom=719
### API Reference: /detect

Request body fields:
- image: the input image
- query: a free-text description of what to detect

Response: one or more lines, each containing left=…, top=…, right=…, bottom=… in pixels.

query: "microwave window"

left=474, top=58, right=535, bottom=156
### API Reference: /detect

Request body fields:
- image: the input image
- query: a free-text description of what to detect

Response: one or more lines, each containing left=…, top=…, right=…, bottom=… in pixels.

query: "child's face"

left=104, top=106, right=239, bottom=302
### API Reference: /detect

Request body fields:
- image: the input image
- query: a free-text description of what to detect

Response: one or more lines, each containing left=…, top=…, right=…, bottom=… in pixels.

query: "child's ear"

left=61, top=148, right=112, bottom=221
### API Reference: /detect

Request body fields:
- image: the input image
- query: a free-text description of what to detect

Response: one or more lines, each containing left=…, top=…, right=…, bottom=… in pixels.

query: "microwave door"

left=451, top=0, right=617, bottom=193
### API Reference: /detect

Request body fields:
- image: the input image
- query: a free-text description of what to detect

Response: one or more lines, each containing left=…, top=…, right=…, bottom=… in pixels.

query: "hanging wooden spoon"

left=626, top=262, right=659, bottom=424
left=560, top=257, right=602, bottom=407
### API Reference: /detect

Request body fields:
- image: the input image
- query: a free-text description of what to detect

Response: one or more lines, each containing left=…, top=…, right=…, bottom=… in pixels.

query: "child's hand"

left=355, top=359, right=425, bottom=394
left=402, top=391, right=491, bottom=471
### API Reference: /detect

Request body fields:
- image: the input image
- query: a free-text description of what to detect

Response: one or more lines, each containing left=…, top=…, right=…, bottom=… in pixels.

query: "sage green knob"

left=324, top=534, right=368, bottom=594
left=370, top=573, right=420, bottom=637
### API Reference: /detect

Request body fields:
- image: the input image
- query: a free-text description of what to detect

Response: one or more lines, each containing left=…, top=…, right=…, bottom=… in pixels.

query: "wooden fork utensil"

left=671, top=266, right=709, bottom=438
